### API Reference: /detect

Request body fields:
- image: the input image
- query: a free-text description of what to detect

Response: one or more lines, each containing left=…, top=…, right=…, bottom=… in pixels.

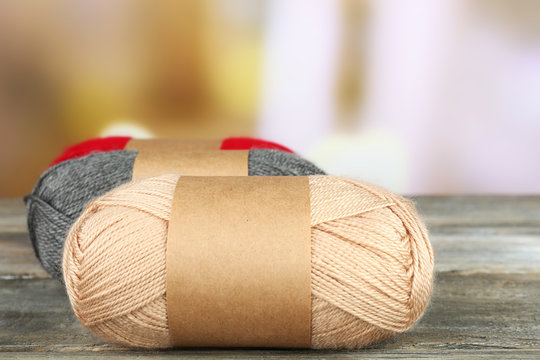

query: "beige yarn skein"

left=63, top=174, right=433, bottom=348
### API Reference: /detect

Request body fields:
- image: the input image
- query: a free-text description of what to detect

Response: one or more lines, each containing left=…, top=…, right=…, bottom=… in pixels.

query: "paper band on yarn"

left=130, top=150, right=248, bottom=179
left=166, top=176, right=312, bottom=348
left=125, top=138, right=222, bottom=152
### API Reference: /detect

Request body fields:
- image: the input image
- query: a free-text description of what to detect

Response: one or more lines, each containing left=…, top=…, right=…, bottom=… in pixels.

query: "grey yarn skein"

left=25, top=149, right=325, bottom=283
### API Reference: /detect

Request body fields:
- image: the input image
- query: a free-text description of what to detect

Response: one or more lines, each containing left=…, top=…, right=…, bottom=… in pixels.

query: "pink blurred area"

left=1, top=0, right=539, bottom=196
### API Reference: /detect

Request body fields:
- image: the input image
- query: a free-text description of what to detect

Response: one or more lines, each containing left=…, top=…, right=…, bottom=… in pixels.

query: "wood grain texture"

left=1, top=197, right=539, bottom=359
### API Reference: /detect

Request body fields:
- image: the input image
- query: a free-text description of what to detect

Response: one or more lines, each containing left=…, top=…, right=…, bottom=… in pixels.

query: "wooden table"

left=1, top=197, right=539, bottom=359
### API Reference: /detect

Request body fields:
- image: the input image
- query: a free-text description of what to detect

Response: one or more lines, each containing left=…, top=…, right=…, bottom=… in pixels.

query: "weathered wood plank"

left=0, top=197, right=539, bottom=358
left=416, top=196, right=540, bottom=273
left=3, top=197, right=539, bottom=277
left=1, top=350, right=540, bottom=360
left=413, top=195, right=540, bottom=226
left=1, top=271, right=538, bottom=355
left=0, top=199, right=26, bottom=233
left=0, top=231, right=48, bottom=279
left=0, top=199, right=50, bottom=278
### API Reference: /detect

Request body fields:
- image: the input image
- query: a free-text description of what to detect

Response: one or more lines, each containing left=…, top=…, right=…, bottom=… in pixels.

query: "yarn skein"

left=26, top=150, right=325, bottom=283
left=51, top=136, right=294, bottom=166
left=63, top=174, right=433, bottom=349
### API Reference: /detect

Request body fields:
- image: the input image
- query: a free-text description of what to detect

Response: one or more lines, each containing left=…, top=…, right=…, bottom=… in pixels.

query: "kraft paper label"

left=125, top=138, right=222, bottom=152
left=130, top=150, right=248, bottom=179
left=166, top=176, right=312, bottom=348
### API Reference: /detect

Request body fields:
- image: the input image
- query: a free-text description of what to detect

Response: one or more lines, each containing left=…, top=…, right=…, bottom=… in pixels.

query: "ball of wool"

left=26, top=149, right=325, bottom=283
left=63, top=173, right=433, bottom=349
left=51, top=136, right=294, bottom=166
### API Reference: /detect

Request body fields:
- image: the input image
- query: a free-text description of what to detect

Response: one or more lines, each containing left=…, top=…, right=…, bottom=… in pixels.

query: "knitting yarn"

left=63, top=174, right=433, bottom=349
left=51, top=136, right=294, bottom=166
left=26, top=149, right=325, bottom=283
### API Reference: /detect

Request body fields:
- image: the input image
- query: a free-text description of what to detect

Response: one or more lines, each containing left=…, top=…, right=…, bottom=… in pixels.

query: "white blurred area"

left=258, top=0, right=540, bottom=194
left=101, top=121, right=154, bottom=139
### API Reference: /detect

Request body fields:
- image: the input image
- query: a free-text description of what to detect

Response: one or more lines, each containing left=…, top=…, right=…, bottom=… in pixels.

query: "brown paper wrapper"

left=166, top=176, right=312, bottom=348
left=130, top=150, right=248, bottom=179
left=125, top=138, right=222, bottom=152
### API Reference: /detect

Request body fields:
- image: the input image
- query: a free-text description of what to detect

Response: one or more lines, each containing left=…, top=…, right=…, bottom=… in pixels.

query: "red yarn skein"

left=50, top=136, right=293, bottom=166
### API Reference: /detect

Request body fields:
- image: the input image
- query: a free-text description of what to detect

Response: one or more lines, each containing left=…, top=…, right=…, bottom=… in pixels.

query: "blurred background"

left=1, top=0, right=539, bottom=196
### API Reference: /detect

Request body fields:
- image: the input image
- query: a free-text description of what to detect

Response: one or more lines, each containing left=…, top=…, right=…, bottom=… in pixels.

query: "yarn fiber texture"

left=63, top=174, right=433, bottom=349
left=51, top=136, right=293, bottom=166
left=26, top=149, right=325, bottom=283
